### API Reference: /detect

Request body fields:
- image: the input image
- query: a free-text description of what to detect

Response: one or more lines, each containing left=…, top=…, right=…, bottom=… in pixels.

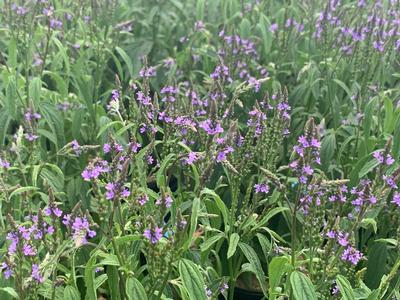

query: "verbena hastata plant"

left=1, top=0, right=400, bottom=300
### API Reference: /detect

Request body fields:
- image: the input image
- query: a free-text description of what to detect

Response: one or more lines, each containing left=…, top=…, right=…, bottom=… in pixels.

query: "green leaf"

left=39, top=101, right=65, bottom=148
left=0, top=108, right=11, bottom=145
left=98, top=254, right=120, bottom=266
left=156, top=153, right=176, bottom=188
left=290, top=271, right=317, bottom=300
left=126, top=277, right=148, bottom=300
left=393, top=116, right=400, bottom=159
left=201, top=188, right=229, bottom=230
left=365, top=243, right=387, bottom=289
left=196, top=0, right=205, bottom=20
left=185, top=197, right=200, bottom=250
left=0, top=287, right=18, bottom=298
left=200, top=232, right=224, bottom=253
left=5, top=77, right=17, bottom=119
left=8, top=38, right=17, bottom=68
left=360, top=218, right=377, bottom=233
left=227, top=233, right=240, bottom=259
left=258, top=14, right=272, bottom=55
left=107, top=266, right=121, bottom=300
left=336, top=275, right=355, bottom=300
left=41, top=163, right=65, bottom=192
left=94, top=274, right=108, bottom=290
left=366, top=289, right=380, bottom=300
left=239, top=18, right=251, bottom=38
left=96, top=120, right=124, bottom=138
left=374, top=238, right=398, bottom=246
left=115, top=46, right=133, bottom=78
left=358, top=158, right=379, bottom=178
left=238, top=242, right=268, bottom=295
left=179, top=259, right=207, bottom=300
left=84, top=251, right=99, bottom=300
left=252, top=207, right=289, bottom=232
left=383, top=97, right=394, bottom=133
left=9, top=186, right=40, bottom=199
left=320, top=133, right=336, bottom=169
left=269, top=256, right=290, bottom=299
left=363, top=98, right=376, bottom=140
left=333, top=79, right=352, bottom=99
left=256, top=233, right=272, bottom=260
left=63, top=286, right=81, bottom=300
left=29, top=77, right=42, bottom=109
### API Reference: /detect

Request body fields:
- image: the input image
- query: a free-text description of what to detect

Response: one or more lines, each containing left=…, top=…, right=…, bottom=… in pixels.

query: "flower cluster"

left=81, top=159, right=110, bottom=181
left=62, top=215, right=96, bottom=247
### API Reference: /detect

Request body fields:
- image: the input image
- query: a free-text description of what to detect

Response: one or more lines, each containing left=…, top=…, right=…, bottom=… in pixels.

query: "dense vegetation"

left=0, top=0, right=399, bottom=299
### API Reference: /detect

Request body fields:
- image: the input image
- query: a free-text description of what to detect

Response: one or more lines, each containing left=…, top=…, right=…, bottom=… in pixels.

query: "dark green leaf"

left=290, top=271, right=317, bottom=300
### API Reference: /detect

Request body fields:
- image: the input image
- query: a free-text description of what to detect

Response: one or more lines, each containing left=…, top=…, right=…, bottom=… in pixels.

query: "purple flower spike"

left=143, top=227, right=163, bottom=244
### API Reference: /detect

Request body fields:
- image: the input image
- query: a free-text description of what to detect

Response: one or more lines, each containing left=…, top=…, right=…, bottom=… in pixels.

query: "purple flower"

left=160, top=86, right=179, bottom=103
left=326, top=230, right=336, bottom=239
left=136, top=91, right=152, bottom=106
left=81, top=160, right=109, bottom=181
left=254, top=183, right=269, bottom=194
left=199, top=119, right=224, bottom=135
left=31, top=264, right=44, bottom=283
left=1, top=262, right=12, bottom=279
left=302, top=165, right=314, bottom=176
left=373, top=40, right=385, bottom=52
left=194, top=20, right=205, bottom=31
left=184, top=152, right=199, bottom=165
left=23, top=244, right=37, bottom=256
left=156, top=195, right=173, bottom=208
left=341, top=246, right=363, bottom=265
left=248, top=77, right=260, bottom=92
left=25, top=133, right=39, bottom=141
left=103, top=143, right=111, bottom=153
left=129, top=142, right=141, bottom=153
left=206, top=288, right=212, bottom=297
left=138, top=194, right=149, bottom=206
left=392, top=192, right=400, bottom=206
left=143, top=227, right=163, bottom=244
left=373, top=152, right=384, bottom=163
left=337, top=232, right=349, bottom=247
left=71, top=140, right=81, bottom=155
left=24, top=109, right=41, bottom=122
left=373, top=151, right=394, bottom=165
left=70, top=216, right=96, bottom=246
left=139, top=66, right=156, bottom=78
left=270, top=23, right=278, bottom=33
left=6, top=233, right=18, bottom=255
left=210, top=65, right=232, bottom=83
left=146, top=155, right=154, bottom=165
left=0, top=159, right=10, bottom=169
left=50, top=18, right=63, bottom=29
left=121, top=188, right=130, bottom=198
left=105, top=182, right=116, bottom=200
left=219, top=283, right=229, bottom=293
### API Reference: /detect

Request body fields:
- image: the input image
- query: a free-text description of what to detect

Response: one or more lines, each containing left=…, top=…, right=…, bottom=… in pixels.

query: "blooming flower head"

left=143, top=226, right=163, bottom=244
left=31, top=264, right=44, bottom=283
left=341, top=246, right=363, bottom=265
left=373, top=151, right=394, bottom=166
left=139, top=66, right=156, bottom=78
left=184, top=152, right=200, bottom=165
left=254, top=183, right=269, bottom=194
left=68, top=216, right=96, bottom=247
left=392, top=192, right=400, bottom=206
left=0, top=159, right=10, bottom=169
left=137, top=194, right=149, bottom=206
left=199, top=119, right=224, bottom=135
left=71, top=140, right=81, bottom=155
left=23, top=244, right=37, bottom=256
left=1, top=262, right=13, bottom=279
